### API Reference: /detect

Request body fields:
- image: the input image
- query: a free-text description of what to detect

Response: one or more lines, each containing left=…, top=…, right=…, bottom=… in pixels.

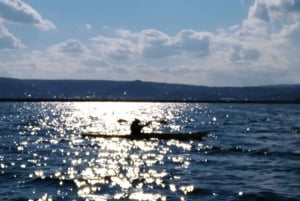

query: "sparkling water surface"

left=0, top=102, right=299, bottom=201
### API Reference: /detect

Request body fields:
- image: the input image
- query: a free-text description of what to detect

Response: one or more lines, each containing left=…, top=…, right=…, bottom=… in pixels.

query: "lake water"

left=0, top=102, right=299, bottom=201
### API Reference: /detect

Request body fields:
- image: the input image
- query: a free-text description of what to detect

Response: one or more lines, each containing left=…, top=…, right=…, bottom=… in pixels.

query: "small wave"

left=289, top=127, right=300, bottom=134
left=202, top=145, right=257, bottom=155
left=200, top=145, right=300, bottom=161
left=241, top=191, right=300, bottom=201
left=26, top=176, right=77, bottom=188
left=188, top=186, right=215, bottom=196
left=7, top=197, right=29, bottom=201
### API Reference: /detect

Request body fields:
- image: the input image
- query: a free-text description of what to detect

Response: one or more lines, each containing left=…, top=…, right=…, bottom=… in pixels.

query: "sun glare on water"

left=67, top=102, right=180, bottom=135
left=18, top=102, right=209, bottom=200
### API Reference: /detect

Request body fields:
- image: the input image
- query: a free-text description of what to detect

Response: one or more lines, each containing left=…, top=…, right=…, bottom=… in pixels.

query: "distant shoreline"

left=0, top=98, right=299, bottom=104
left=1, top=78, right=299, bottom=103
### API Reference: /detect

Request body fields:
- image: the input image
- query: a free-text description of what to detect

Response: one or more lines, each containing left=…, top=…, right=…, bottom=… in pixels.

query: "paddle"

left=156, top=119, right=168, bottom=125
left=117, top=118, right=168, bottom=125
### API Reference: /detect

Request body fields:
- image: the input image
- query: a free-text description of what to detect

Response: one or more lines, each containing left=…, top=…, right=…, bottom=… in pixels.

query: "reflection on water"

left=72, top=139, right=170, bottom=200
left=2, top=102, right=300, bottom=200
left=5, top=102, right=211, bottom=200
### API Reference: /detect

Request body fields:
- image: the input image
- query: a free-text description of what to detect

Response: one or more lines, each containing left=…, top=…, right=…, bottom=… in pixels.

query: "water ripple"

left=0, top=102, right=299, bottom=200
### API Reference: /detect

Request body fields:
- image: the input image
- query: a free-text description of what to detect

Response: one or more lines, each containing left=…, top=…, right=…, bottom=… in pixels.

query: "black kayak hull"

left=82, top=131, right=208, bottom=141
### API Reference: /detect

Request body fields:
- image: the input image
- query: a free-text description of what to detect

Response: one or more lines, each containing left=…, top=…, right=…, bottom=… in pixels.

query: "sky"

left=0, top=0, right=300, bottom=86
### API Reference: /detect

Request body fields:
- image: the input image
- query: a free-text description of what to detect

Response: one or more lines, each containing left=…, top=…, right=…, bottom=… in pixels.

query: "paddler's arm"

left=143, top=121, right=152, bottom=127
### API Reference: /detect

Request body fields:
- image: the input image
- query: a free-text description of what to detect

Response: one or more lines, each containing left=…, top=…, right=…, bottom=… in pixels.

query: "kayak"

left=81, top=131, right=208, bottom=141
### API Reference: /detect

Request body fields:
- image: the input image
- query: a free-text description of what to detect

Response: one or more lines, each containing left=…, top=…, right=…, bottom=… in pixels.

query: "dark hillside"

left=0, top=78, right=299, bottom=102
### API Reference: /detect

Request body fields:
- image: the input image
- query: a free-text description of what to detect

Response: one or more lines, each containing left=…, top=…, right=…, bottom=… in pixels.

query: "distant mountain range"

left=0, top=77, right=299, bottom=102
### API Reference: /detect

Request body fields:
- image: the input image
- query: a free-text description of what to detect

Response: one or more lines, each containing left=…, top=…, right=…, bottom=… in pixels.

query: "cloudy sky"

left=0, top=0, right=300, bottom=86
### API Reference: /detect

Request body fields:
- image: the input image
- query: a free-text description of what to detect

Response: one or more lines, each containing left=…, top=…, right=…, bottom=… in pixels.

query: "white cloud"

left=0, top=22, right=23, bottom=49
left=248, top=0, right=300, bottom=21
left=91, top=29, right=213, bottom=60
left=222, top=0, right=300, bottom=75
left=48, top=39, right=87, bottom=56
left=230, top=45, right=260, bottom=62
left=138, top=29, right=177, bottom=58
left=248, top=0, right=270, bottom=22
left=0, top=0, right=55, bottom=30
left=91, top=35, right=137, bottom=60
left=0, top=0, right=55, bottom=50
left=41, top=7, right=299, bottom=85
left=244, top=0, right=300, bottom=34
left=85, top=24, right=93, bottom=30
left=1, top=0, right=299, bottom=86
left=81, top=58, right=110, bottom=68
left=176, top=30, right=212, bottom=57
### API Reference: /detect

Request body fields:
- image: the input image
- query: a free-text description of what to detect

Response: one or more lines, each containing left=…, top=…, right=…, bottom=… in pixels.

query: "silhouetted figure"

left=130, top=119, right=151, bottom=135
left=130, top=119, right=142, bottom=135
